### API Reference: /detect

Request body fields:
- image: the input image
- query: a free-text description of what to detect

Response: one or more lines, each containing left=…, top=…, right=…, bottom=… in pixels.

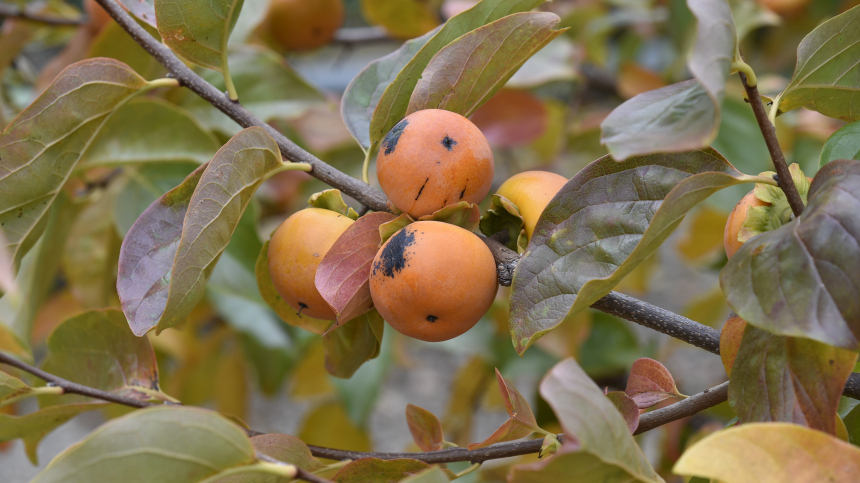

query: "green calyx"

left=738, top=163, right=810, bottom=243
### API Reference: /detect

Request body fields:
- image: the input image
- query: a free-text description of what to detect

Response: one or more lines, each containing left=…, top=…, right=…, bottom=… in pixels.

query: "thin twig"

left=0, top=4, right=85, bottom=26
left=633, top=381, right=729, bottom=434
left=739, top=72, right=805, bottom=217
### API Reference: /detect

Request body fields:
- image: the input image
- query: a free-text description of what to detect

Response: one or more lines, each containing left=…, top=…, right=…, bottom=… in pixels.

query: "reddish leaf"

left=625, top=358, right=684, bottom=409
left=720, top=314, right=746, bottom=376
left=606, top=391, right=639, bottom=433
left=467, top=368, right=539, bottom=450
left=316, top=212, right=396, bottom=323
left=332, top=458, right=435, bottom=483
left=406, top=404, right=445, bottom=452
left=470, top=89, right=548, bottom=147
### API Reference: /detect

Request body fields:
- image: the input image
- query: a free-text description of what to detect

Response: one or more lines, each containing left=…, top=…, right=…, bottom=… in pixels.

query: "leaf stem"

left=362, top=148, right=372, bottom=184
left=221, top=59, right=239, bottom=102
left=731, top=59, right=757, bottom=87
left=738, top=71, right=805, bottom=217
left=0, top=385, right=64, bottom=407
left=146, top=78, right=180, bottom=90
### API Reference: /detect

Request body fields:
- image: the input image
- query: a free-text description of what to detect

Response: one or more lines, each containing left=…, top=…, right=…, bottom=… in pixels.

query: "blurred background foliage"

left=0, top=0, right=857, bottom=480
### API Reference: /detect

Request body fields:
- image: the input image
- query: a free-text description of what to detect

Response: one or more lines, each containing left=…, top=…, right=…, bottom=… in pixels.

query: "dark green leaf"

left=323, top=309, right=384, bottom=379
left=720, top=159, right=860, bottom=350
left=821, top=120, right=860, bottom=167
left=155, top=0, right=245, bottom=71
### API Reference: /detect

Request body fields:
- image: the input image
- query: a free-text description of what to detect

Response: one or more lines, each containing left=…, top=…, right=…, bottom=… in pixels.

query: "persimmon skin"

left=376, top=109, right=494, bottom=218
left=264, top=0, right=344, bottom=51
left=268, top=208, right=354, bottom=320
left=84, top=0, right=112, bottom=32
left=369, top=221, right=498, bottom=342
left=496, top=171, right=568, bottom=239
left=723, top=190, right=769, bottom=259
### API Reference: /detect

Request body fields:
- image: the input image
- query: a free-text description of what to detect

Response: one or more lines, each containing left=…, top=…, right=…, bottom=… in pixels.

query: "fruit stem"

left=145, top=78, right=180, bottom=89
left=361, top=148, right=372, bottom=184
left=738, top=71, right=805, bottom=218
left=221, top=58, right=239, bottom=101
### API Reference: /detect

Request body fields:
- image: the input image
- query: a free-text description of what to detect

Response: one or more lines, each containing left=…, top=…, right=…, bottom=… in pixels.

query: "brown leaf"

left=467, top=368, right=539, bottom=450
left=625, top=358, right=684, bottom=409
left=405, top=404, right=445, bottom=452
left=720, top=314, right=746, bottom=376
left=469, top=89, right=548, bottom=147
left=606, top=391, right=640, bottom=433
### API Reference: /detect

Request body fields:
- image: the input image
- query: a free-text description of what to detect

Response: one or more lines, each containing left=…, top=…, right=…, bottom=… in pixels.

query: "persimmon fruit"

left=369, top=221, right=498, bottom=342
left=268, top=208, right=354, bottom=320
left=723, top=190, right=769, bottom=259
left=496, top=171, right=568, bottom=239
left=376, top=109, right=494, bottom=218
left=263, top=0, right=344, bottom=51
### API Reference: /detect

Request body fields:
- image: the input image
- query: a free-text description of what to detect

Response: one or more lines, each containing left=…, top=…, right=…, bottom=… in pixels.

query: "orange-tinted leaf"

left=333, top=458, right=434, bottom=483
left=606, top=391, right=639, bottom=433
left=467, top=368, right=538, bottom=450
left=625, top=358, right=683, bottom=409
left=470, top=89, right=548, bottom=147
left=316, top=212, right=395, bottom=323
left=720, top=315, right=746, bottom=376
left=406, top=404, right=445, bottom=452
left=674, top=423, right=860, bottom=483
left=250, top=433, right=324, bottom=471
left=617, top=62, right=667, bottom=100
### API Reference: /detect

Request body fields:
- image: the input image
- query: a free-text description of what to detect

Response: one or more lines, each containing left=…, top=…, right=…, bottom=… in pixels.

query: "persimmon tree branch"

left=739, top=71, right=805, bottom=217
left=91, top=0, right=388, bottom=212
left=0, top=3, right=85, bottom=26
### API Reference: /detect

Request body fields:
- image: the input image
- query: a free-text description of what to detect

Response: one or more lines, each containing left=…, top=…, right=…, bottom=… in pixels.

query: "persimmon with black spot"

left=369, top=221, right=497, bottom=342
left=268, top=208, right=353, bottom=320
left=376, top=109, right=494, bottom=218
left=263, top=0, right=344, bottom=51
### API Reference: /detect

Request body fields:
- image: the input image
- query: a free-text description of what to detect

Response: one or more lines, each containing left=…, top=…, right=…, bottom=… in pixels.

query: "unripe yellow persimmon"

left=376, top=109, right=494, bottom=218
left=496, top=171, right=567, bottom=239
left=264, top=0, right=344, bottom=51
left=369, top=221, right=498, bottom=342
left=268, top=208, right=353, bottom=320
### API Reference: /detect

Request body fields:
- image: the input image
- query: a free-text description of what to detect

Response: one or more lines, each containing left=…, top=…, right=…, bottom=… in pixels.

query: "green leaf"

left=511, top=359, right=660, bottom=483
left=728, top=325, right=857, bottom=435
left=0, top=403, right=107, bottom=465
left=360, top=0, right=440, bottom=40
left=674, top=423, right=860, bottom=483
left=113, top=163, right=199, bottom=237
left=720, top=159, right=860, bottom=350
left=332, top=458, right=435, bottom=483
left=118, top=0, right=157, bottom=28
left=308, top=189, right=360, bottom=220
left=322, top=309, right=384, bottom=379
left=479, top=194, right=525, bottom=252
left=78, top=98, right=219, bottom=169
left=820, top=120, right=860, bottom=167
left=0, top=371, right=34, bottom=407
left=155, top=0, right=244, bottom=72
left=510, top=149, right=750, bottom=354
left=41, top=309, right=161, bottom=404
left=117, top=127, right=284, bottom=336
left=367, top=0, right=546, bottom=152
left=399, top=467, right=451, bottom=483
left=775, top=5, right=860, bottom=121
left=0, top=58, right=146, bottom=272
left=89, top=21, right=164, bottom=78
left=0, top=323, right=29, bottom=360
left=30, top=406, right=257, bottom=483
left=406, top=12, right=565, bottom=117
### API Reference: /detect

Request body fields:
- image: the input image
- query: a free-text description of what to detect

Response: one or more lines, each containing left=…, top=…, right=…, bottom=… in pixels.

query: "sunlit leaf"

left=775, top=5, right=860, bottom=121
left=0, top=403, right=107, bottom=466
left=332, top=458, right=435, bottom=483
left=820, top=120, right=860, bottom=167
left=606, top=391, right=639, bottom=433
left=728, top=325, right=857, bottom=435
left=30, top=406, right=257, bottom=483
left=117, top=127, right=283, bottom=336
left=510, top=149, right=751, bottom=354
left=155, top=0, right=244, bottom=72
left=468, top=368, right=540, bottom=450
left=674, top=423, right=860, bottom=483
left=720, top=159, right=860, bottom=350
left=405, top=404, right=445, bottom=452
left=322, top=309, right=384, bottom=378
left=0, top=59, right=146, bottom=272
left=360, top=0, right=439, bottom=39
left=625, top=358, right=684, bottom=409
left=406, top=12, right=564, bottom=118
left=368, top=0, right=545, bottom=152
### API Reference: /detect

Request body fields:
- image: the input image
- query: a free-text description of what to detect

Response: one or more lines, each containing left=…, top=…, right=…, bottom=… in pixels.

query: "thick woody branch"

left=92, top=0, right=388, bottom=212
left=739, top=72, right=805, bottom=217
left=0, top=4, right=85, bottom=26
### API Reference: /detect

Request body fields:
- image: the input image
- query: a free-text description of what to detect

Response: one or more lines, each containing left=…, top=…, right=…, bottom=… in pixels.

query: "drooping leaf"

left=30, top=406, right=257, bottom=483
left=155, top=0, right=244, bottom=72
left=605, top=391, right=640, bottom=434
left=0, top=58, right=146, bottom=272
left=41, top=309, right=161, bottom=404
left=405, top=404, right=445, bottom=452
left=510, top=149, right=751, bottom=354
left=468, top=368, right=540, bottom=450
left=820, top=120, right=860, bottom=167
left=775, top=5, right=860, bottom=121
left=686, top=0, right=736, bottom=111
left=720, top=314, right=746, bottom=376
left=728, top=324, right=857, bottom=435
left=360, top=0, right=439, bottom=40
left=78, top=98, right=219, bottom=169
left=674, top=423, right=860, bottom=483
left=625, top=358, right=684, bottom=409
left=368, top=0, right=546, bottom=152
left=117, top=127, right=284, bottom=336
left=332, top=458, right=436, bottom=483
left=514, top=358, right=660, bottom=482
left=406, top=12, right=565, bottom=118
left=322, top=309, right=384, bottom=378
left=720, top=159, right=860, bottom=350
left=0, top=403, right=107, bottom=466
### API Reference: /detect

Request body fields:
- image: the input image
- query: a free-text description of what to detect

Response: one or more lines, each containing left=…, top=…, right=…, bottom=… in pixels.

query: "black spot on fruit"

left=459, top=180, right=468, bottom=200
left=441, top=136, right=457, bottom=151
left=374, top=228, right=415, bottom=278
left=415, top=178, right=429, bottom=200
left=382, top=119, right=409, bottom=155
left=297, top=302, right=309, bottom=318
left=426, top=315, right=438, bottom=322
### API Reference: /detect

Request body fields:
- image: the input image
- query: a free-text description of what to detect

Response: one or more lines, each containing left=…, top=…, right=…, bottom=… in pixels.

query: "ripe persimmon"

left=369, top=221, right=497, bottom=342
left=268, top=208, right=354, bottom=320
left=376, top=109, right=494, bottom=218
left=263, top=0, right=344, bottom=51
left=496, top=171, right=567, bottom=239
left=723, top=190, right=769, bottom=259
